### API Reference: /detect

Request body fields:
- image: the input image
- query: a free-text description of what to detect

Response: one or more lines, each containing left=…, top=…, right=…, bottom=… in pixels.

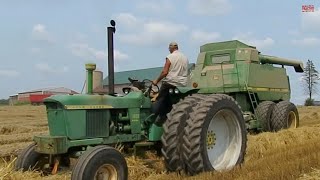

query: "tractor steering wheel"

left=142, top=79, right=159, bottom=97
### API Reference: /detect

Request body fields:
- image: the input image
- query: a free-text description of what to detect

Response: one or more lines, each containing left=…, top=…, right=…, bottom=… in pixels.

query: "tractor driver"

left=152, top=42, right=189, bottom=126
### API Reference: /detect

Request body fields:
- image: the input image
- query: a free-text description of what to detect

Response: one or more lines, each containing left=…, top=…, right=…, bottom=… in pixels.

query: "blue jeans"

left=152, top=82, right=176, bottom=123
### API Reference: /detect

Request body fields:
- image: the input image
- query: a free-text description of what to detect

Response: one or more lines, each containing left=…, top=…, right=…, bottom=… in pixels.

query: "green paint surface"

left=44, top=92, right=147, bottom=108
left=148, top=124, right=164, bottom=141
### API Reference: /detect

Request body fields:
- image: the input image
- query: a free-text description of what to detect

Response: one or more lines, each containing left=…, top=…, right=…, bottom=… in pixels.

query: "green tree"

left=302, top=59, right=319, bottom=105
left=0, top=99, right=9, bottom=105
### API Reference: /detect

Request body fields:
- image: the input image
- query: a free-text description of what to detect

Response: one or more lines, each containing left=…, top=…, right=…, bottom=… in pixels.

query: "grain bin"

left=93, top=70, right=103, bottom=90
left=84, top=67, right=103, bottom=94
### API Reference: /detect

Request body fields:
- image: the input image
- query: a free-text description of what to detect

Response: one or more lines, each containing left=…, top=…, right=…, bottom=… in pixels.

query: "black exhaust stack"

left=107, top=20, right=116, bottom=95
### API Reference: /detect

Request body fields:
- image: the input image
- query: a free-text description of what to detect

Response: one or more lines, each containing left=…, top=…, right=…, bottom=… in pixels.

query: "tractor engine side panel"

left=47, top=106, right=111, bottom=140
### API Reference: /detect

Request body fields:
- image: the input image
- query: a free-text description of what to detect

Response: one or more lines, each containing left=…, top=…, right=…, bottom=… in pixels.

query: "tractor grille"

left=86, top=110, right=108, bottom=137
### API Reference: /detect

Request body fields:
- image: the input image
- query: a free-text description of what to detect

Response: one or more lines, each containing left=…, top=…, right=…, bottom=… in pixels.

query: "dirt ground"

left=0, top=105, right=320, bottom=180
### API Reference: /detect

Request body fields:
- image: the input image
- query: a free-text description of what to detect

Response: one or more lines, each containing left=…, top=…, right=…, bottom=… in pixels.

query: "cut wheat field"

left=0, top=105, right=320, bottom=180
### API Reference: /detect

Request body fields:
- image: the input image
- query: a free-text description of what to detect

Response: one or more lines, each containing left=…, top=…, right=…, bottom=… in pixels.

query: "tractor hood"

left=43, top=92, right=150, bottom=109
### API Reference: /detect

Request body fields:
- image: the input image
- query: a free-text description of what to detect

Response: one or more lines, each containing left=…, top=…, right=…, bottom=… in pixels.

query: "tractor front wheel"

left=71, top=145, right=128, bottom=180
left=182, top=94, right=247, bottom=175
left=14, top=143, right=47, bottom=172
left=15, top=143, right=71, bottom=174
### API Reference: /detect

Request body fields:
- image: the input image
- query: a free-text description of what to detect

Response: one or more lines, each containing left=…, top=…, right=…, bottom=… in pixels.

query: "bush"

left=14, top=101, right=30, bottom=106
left=304, top=98, right=314, bottom=106
left=0, top=99, right=9, bottom=105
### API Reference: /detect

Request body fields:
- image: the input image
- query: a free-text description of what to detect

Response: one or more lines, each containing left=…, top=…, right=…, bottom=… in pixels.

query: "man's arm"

left=153, top=58, right=171, bottom=85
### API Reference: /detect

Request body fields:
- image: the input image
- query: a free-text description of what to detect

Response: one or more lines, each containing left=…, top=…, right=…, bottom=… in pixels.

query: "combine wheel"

left=14, top=143, right=47, bottom=172
left=270, top=101, right=299, bottom=132
left=161, top=94, right=206, bottom=172
left=71, top=145, right=128, bottom=180
left=182, top=94, right=247, bottom=175
left=255, top=101, right=276, bottom=132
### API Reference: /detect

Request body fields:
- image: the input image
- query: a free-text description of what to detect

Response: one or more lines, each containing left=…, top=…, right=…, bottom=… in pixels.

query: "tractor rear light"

left=193, top=82, right=198, bottom=88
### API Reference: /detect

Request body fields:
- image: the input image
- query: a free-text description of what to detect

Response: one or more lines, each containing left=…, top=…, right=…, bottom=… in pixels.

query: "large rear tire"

left=161, top=94, right=205, bottom=172
left=182, top=94, right=247, bottom=175
left=71, top=145, right=128, bottom=180
left=255, top=101, right=275, bottom=132
left=270, top=101, right=299, bottom=132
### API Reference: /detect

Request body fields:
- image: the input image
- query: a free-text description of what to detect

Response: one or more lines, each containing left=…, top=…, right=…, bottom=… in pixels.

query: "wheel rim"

left=287, top=111, right=297, bottom=128
left=94, top=164, right=118, bottom=180
left=206, top=109, right=242, bottom=171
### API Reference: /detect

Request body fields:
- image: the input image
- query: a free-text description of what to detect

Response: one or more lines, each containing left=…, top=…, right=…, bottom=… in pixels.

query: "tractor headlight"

left=123, top=88, right=130, bottom=94
left=169, top=88, right=174, bottom=94
left=174, top=88, right=180, bottom=94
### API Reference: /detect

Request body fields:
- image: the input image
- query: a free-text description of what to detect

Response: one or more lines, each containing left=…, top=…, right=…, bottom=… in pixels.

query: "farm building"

left=11, top=87, right=78, bottom=105
left=93, top=63, right=195, bottom=94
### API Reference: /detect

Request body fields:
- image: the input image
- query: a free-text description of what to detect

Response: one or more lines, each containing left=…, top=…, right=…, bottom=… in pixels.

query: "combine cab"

left=14, top=20, right=303, bottom=179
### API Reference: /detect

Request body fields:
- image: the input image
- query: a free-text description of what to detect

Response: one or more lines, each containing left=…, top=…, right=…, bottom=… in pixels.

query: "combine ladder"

left=245, top=83, right=258, bottom=114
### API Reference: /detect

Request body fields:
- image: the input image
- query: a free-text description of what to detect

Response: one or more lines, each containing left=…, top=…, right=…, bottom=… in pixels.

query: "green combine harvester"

left=14, top=20, right=304, bottom=180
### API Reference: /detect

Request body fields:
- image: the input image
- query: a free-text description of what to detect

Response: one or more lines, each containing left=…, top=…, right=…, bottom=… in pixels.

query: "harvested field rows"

left=0, top=106, right=47, bottom=160
left=0, top=105, right=320, bottom=179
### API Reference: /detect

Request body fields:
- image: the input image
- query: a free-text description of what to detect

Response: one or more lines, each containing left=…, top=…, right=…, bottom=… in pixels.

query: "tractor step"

left=133, top=141, right=155, bottom=158
left=134, top=141, right=155, bottom=147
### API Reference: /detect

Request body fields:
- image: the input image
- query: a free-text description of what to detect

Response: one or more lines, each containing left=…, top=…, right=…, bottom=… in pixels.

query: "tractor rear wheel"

left=14, top=143, right=47, bottom=172
left=270, top=101, right=299, bottom=132
left=161, top=94, right=205, bottom=172
left=182, top=94, right=247, bottom=175
left=255, top=101, right=275, bottom=132
left=71, top=145, right=128, bottom=180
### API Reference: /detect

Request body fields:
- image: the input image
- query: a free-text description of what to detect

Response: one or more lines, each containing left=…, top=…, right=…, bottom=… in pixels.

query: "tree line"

left=0, top=99, right=9, bottom=105
left=302, top=59, right=319, bottom=106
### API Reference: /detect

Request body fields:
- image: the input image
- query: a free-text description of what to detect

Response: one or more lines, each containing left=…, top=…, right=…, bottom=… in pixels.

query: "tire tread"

left=182, top=94, right=247, bottom=175
left=161, top=94, right=206, bottom=171
left=256, top=101, right=275, bottom=131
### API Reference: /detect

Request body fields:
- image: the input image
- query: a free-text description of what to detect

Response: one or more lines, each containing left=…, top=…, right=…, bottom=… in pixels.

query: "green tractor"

left=14, top=20, right=303, bottom=179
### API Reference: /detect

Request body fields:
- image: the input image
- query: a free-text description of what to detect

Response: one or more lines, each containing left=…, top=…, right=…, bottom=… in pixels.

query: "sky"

left=0, top=0, right=319, bottom=105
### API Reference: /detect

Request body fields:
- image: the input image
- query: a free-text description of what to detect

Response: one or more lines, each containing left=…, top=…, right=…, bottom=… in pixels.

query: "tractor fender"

left=175, top=87, right=200, bottom=95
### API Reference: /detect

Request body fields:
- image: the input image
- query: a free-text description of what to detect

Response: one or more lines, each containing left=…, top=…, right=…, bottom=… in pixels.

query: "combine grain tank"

left=93, top=70, right=103, bottom=90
